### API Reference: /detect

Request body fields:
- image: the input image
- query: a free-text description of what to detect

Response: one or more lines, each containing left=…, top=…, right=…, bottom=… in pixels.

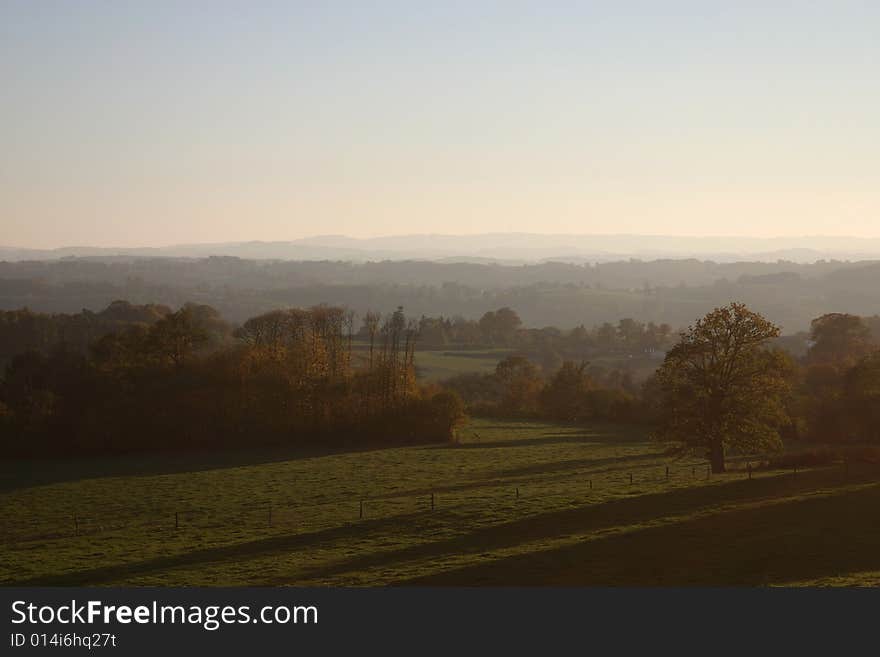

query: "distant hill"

left=4, top=233, right=880, bottom=263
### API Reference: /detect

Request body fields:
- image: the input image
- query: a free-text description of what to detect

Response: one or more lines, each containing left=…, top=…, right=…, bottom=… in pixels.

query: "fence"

left=0, top=458, right=860, bottom=547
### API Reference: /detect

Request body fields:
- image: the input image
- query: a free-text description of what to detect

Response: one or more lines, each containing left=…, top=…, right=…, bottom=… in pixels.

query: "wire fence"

left=0, top=458, right=859, bottom=547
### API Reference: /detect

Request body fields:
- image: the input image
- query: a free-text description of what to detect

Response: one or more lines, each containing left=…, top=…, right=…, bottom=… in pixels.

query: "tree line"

left=0, top=303, right=463, bottom=458
left=414, top=307, right=674, bottom=353
left=1, top=300, right=878, bottom=469
left=0, top=300, right=173, bottom=369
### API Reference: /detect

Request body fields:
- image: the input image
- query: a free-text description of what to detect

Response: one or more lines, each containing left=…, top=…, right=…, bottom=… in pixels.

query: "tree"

left=361, top=311, right=381, bottom=368
left=418, top=315, right=448, bottom=346
left=807, top=313, right=873, bottom=367
left=540, top=361, right=592, bottom=421
left=479, top=307, right=522, bottom=344
left=595, top=322, right=618, bottom=350
left=654, top=303, right=791, bottom=472
left=840, top=351, right=880, bottom=442
left=494, top=355, right=542, bottom=415
left=234, top=309, right=290, bottom=359
left=616, top=318, right=644, bottom=346
left=149, top=306, right=211, bottom=367
left=426, top=391, right=466, bottom=439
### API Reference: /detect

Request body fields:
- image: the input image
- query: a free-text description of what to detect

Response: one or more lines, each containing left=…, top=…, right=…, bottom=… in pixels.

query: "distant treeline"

left=0, top=303, right=463, bottom=458
left=412, top=308, right=675, bottom=378
left=0, top=300, right=183, bottom=368
left=415, top=308, right=673, bottom=352
left=3, top=256, right=880, bottom=331
left=2, top=255, right=874, bottom=289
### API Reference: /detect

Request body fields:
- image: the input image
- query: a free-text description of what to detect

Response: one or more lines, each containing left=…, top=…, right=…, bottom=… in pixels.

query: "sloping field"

left=1, top=418, right=876, bottom=586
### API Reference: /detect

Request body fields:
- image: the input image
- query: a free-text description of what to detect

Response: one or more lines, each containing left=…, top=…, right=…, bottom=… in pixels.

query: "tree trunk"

left=709, top=439, right=726, bottom=473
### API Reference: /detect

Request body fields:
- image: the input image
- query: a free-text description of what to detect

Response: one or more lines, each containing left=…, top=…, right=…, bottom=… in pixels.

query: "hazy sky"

left=2, top=1, right=879, bottom=248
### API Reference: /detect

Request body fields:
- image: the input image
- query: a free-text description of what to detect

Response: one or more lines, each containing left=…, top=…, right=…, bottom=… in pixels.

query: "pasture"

left=1, top=418, right=878, bottom=587
left=413, top=348, right=510, bottom=381
left=350, top=340, right=508, bottom=382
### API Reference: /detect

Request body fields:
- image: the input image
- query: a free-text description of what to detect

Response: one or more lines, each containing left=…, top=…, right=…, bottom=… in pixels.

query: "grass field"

left=351, top=340, right=508, bottom=382
left=2, top=418, right=878, bottom=587
left=413, top=348, right=511, bottom=381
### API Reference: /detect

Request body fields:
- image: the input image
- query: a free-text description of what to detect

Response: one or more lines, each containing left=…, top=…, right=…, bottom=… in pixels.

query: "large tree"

left=654, top=303, right=791, bottom=472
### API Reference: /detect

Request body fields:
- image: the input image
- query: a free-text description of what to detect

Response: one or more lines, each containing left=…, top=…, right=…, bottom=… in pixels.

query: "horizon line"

left=5, top=231, right=880, bottom=252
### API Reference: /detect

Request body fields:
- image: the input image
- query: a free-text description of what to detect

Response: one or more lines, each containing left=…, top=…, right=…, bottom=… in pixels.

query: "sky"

left=2, top=1, right=879, bottom=248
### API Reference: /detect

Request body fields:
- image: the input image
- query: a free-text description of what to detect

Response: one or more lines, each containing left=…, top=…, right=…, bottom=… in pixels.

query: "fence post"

left=629, top=473, right=633, bottom=485
left=692, top=466, right=696, bottom=477
left=359, top=500, right=364, bottom=519
left=515, top=487, right=519, bottom=499
left=589, top=479, right=592, bottom=490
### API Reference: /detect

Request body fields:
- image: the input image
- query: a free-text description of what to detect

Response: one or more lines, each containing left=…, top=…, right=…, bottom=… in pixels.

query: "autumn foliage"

left=0, top=304, right=464, bottom=457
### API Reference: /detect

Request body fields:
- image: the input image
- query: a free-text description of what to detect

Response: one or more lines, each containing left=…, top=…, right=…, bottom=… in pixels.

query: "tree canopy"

left=654, top=303, right=791, bottom=472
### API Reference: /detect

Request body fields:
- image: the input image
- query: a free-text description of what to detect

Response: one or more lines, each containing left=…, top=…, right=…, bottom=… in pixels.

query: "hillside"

left=3, top=418, right=877, bottom=586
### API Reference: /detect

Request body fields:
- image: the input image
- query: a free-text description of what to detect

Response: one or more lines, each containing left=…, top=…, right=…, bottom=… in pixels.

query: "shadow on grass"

left=0, top=442, right=434, bottom=495
left=3, top=509, right=433, bottom=586
left=10, top=464, right=876, bottom=587
left=291, top=465, right=874, bottom=585
left=495, top=451, right=668, bottom=479
left=0, top=421, right=646, bottom=494
left=362, top=450, right=675, bottom=503
left=403, top=476, right=880, bottom=587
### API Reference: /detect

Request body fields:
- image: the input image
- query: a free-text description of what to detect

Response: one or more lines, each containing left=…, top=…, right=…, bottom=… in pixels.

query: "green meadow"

left=1, top=418, right=877, bottom=587
left=413, top=348, right=511, bottom=381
